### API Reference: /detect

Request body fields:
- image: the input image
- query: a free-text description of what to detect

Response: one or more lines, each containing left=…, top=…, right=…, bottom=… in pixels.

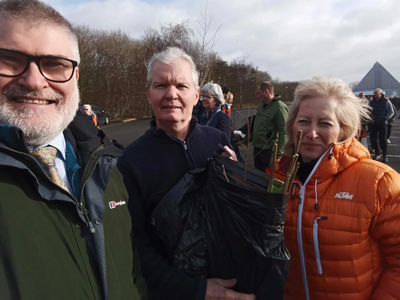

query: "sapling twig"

left=267, top=143, right=278, bottom=192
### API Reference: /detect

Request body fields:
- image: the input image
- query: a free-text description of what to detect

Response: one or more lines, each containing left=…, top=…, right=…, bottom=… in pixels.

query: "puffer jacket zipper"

left=313, top=216, right=328, bottom=274
left=297, top=185, right=310, bottom=300
left=296, top=147, right=333, bottom=300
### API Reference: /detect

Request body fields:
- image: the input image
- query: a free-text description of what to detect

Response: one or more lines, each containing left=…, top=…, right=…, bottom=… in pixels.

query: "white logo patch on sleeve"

left=109, top=201, right=127, bottom=209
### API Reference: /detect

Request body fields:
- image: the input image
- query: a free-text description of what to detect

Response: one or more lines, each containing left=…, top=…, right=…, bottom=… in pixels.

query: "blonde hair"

left=284, top=77, right=371, bottom=156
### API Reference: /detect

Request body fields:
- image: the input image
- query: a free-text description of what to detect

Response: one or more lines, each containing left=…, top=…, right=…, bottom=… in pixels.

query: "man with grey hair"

left=118, top=47, right=255, bottom=300
left=369, top=88, right=394, bottom=162
left=83, top=104, right=98, bottom=127
left=0, top=0, right=140, bottom=299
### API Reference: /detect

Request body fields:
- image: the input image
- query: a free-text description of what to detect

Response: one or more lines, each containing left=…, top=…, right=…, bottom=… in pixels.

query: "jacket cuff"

left=196, top=279, right=207, bottom=300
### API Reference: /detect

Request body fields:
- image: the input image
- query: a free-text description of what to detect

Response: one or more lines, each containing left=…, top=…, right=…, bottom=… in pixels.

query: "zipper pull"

left=183, top=141, right=188, bottom=150
left=314, top=216, right=328, bottom=224
left=88, top=221, right=96, bottom=233
left=299, top=186, right=305, bottom=204
left=78, top=202, right=96, bottom=234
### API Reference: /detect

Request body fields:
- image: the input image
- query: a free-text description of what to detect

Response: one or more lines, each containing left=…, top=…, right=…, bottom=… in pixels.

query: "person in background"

left=251, top=81, right=288, bottom=171
left=387, top=99, right=397, bottom=144
left=118, top=47, right=254, bottom=300
left=358, top=92, right=368, bottom=104
left=356, top=93, right=369, bottom=145
left=222, top=92, right=233, bottom=116
left=0, top=0, right=140, bottom=299
left=393, top=95, right=400, bottom=111
left=193, top=93, right=204, bottom=121
left=222, top=86, right=230, bottom=101
left=83, top=104, right=98, bottom=127
left=275, top=77, right=400, bottom=300
left=369, top=88, right=394, bottom=162
left=199, top=82, right=231, bottom=140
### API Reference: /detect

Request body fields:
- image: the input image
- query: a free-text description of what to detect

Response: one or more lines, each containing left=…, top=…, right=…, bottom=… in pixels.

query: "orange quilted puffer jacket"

left=272, top=138, right=400, bottom=300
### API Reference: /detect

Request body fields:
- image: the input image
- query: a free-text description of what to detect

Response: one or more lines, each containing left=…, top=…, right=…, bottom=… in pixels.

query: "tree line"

left=74, top=21, right=299, bottom=119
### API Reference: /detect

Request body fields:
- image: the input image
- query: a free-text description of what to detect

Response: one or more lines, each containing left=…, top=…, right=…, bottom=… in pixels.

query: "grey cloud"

left=52, top=0, right=400, bottom=83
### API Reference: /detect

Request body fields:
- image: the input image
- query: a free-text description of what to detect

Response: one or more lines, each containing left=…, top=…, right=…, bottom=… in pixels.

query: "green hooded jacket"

left=251, top=95, right=288, bottom=156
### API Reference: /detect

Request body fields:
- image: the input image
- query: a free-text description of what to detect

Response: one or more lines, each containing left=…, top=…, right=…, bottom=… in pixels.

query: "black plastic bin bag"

left=151, top=155, right=290, bottom=299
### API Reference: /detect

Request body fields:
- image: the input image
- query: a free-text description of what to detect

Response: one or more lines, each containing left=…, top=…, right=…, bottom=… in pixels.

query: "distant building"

left=353, top=62, right=400, bottom=97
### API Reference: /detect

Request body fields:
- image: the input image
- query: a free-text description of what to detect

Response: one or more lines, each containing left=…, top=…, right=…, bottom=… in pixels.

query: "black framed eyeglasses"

left=0, top=48, right=78, bottom=83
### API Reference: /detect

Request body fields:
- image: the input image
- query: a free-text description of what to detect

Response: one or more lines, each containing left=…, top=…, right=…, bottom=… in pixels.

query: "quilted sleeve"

left=371, top=169, right=400, bottom=299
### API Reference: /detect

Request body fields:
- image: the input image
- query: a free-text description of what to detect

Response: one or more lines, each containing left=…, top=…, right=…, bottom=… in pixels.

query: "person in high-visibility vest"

left=222, top=91, right=233, bottom=116
left=83, top=104, right=99, bottom=128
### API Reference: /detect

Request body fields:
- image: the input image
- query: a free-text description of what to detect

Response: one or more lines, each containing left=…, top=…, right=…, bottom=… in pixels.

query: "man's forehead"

left=0, top=18, right=74, bottom=57
left=152, top=61, right=194, bottom=83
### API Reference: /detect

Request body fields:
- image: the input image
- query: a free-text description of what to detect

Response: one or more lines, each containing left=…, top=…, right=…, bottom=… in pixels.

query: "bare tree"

left=349, top=81, right=360, bottom=91
left=195, top=2, right=222, bottom=86
left=73, top=18, right=299, bottom=121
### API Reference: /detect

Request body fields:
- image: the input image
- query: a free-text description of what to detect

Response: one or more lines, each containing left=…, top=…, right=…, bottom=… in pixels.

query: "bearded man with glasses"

left=0, top=0, right=141, bottom=299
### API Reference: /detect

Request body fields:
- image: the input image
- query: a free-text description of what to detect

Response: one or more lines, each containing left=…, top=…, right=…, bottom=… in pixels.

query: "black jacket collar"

left=149, top=117, right=198, bottom=141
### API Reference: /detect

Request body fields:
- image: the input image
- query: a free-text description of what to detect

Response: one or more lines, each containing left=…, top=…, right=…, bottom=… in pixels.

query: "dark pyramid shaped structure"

left=353, top=62, right=400, bottom=96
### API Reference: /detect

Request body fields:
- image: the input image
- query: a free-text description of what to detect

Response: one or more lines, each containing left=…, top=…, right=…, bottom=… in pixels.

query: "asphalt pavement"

left=101, top=110, right=400, bottom=173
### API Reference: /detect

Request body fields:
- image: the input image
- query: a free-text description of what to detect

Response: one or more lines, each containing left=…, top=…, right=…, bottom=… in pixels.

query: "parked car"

left=79, top=105, right=109, bottom=125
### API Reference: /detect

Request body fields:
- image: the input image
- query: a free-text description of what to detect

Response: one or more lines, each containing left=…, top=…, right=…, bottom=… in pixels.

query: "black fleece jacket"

left=117, top=118, right=231, bottom=300
left=369, top=96, right=394, bottom=123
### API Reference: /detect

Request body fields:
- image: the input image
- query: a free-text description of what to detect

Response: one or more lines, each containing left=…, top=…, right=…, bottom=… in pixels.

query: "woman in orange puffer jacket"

left=275, top=77, right=400, bottom=300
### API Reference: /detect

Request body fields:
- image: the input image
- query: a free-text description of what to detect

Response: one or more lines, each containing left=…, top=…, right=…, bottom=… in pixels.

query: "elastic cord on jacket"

left=291, top=181, right=301, bottom=200
left=328, top=146, right=334, bottom=159
left=314, top=178, right=318, bottom=210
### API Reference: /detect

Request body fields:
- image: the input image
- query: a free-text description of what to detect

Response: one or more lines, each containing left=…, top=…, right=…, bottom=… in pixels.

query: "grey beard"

left=0, top=85, right=80, bottom=146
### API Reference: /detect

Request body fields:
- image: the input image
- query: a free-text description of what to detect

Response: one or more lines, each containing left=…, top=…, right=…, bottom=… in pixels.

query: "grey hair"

left=200, top=83, right=225, bottom=106
left=0, top=0, right=80, bottom=63
left=284, top=76, right=372, bottom=156
left=83, top=104, right=91, bottom=109
left=147, top=47, right=199, bottom=88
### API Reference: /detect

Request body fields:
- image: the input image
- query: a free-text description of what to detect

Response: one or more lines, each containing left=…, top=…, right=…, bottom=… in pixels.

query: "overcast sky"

left=48, top=0, right=400, bottom=84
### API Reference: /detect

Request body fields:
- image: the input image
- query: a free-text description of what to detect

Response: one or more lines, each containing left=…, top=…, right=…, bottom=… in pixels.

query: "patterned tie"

left=29, top=146, right=69, bottom=192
